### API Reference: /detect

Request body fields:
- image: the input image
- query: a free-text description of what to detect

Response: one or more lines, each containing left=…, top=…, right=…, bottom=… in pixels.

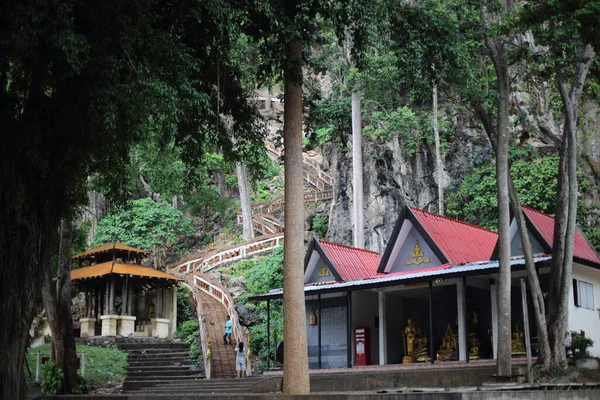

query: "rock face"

left=324, top=108, right=489, bottom=254
left=324, top=91, right=600, bottom=254
left=235, top=303, right=260, bottom=327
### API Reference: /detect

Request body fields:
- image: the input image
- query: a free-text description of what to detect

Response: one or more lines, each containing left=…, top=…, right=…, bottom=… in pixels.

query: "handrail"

left=183, top=280, right=210, bottom=378
left=193, top=275, right=245, bottom=350
left=170, top=234, right=284, bottom=275
left=264, top=139, right=334, bottom=188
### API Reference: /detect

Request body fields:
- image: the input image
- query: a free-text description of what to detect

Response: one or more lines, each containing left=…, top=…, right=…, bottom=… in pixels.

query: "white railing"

left=170, top=234, right=284, bottom=275
left=193, top=275, right=245, bottom=353
left=264, top=139, right=334, bottom=188
left=183, top=281, right=211, bottom=378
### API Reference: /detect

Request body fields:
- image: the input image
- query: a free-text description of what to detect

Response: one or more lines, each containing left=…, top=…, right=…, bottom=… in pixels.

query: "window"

left=573, top=279, right=595, bottom=310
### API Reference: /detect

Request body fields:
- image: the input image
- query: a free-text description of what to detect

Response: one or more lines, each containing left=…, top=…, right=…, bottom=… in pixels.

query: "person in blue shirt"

left=223, top=315, right=233, bottom=345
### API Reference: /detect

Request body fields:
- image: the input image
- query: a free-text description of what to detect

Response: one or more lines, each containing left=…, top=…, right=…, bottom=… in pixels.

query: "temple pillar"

left=491, top=281, right=498, bottom=359
left=378, top=291, right=387, bottom=365
left=456, top=279, right=467, bottom=361
left=171, top=286, right=177, bottom=336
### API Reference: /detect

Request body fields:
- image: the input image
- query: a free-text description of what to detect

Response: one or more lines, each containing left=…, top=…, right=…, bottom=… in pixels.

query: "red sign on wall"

left=355, top=327, right=371, bottom=366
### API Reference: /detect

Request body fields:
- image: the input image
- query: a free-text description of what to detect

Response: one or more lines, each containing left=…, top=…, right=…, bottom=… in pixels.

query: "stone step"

left=127, top=360, right=191, bottom=368
left=127, top=365, right=195, bottom=372
left=118, top=342, right=189, bottom=351
left=134, top=386, right=255, bottom=394
left=124, top=374, right=204, bottom=381
left=127, top=369, right=201, bottom=378
left=128, top=351, right=190, bottom=360
left=126, top=348, right=190, bottom=355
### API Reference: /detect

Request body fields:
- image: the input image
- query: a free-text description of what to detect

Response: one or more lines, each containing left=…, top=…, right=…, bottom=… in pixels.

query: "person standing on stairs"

left=223, top=315, right=233, bottom=345
left=235, top=341, right=246, bottom=378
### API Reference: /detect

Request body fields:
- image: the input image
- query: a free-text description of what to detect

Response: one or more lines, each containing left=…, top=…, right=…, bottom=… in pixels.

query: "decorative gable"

left=509, top=219, right=545, bottom=257
left=381, top=219, right=442, bottom=273
left=304, top=238, right=341, bottom=284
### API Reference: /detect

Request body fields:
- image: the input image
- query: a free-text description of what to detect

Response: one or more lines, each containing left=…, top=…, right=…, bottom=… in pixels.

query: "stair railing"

left=170, top=234, right=284, bottom=275
left=183, top=280, right=211, bottom=379
left=193, top=275, right=246, bottom=360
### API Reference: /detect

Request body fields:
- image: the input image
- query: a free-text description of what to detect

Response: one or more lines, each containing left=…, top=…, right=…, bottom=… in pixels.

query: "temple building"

left=252, top=206, right=600, bottom=369
left=71, top=243, right=181, bottom=338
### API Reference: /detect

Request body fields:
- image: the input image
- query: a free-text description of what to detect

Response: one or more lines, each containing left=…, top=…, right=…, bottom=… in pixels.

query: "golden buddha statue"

left=512, top=324, right=526, bottom=355
left=403, top=318, right=417, bottom=363
left=438, top=323, right=457, bottom=360
left=414, top=328, right=429, bottom=362
left=468, top=311, right=480, bottom=360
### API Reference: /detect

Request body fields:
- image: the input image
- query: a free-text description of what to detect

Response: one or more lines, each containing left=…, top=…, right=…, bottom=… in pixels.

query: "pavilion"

left=71, top=243, right=182, bottom=338
left=252, top=206, right=600, bottom=369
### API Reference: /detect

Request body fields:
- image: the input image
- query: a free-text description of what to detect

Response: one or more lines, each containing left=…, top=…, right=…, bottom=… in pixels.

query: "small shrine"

left=71, top=243, right=182, bottom=338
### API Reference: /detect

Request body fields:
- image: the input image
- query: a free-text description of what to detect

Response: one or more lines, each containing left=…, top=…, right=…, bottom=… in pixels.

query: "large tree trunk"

left=282, top=36, right=310, bottom=394
left=236, top=162, right=254, bottom=241
left=41, top=219, right=79, bottom=393
left=351, top=91, right=364, bottom=248
left=0, top=155, right=61, bottom=400
left=473, top=100, right=552, bottom=370
left=548, top=44, right=594, bottom=366
left=494, top=47, right=512, bottom=377
left=432, top=85, right=444, bottom=215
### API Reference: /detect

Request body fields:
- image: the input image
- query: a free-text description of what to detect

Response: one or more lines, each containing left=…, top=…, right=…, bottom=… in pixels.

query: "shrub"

left=571, top=331, right=594, bottom=359
left=40, top=361, right=63, bottom=395
left=174, top=320, right=199, bottom=339
left=174, top=320, right=202, bottom=364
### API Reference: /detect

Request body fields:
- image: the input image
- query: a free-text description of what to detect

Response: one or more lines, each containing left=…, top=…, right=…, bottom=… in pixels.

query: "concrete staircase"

left=197, top=289, right=238, bottom=379
left=132, top=377, right=263, bottom=395
left=119, top=341, right=204, bottom=392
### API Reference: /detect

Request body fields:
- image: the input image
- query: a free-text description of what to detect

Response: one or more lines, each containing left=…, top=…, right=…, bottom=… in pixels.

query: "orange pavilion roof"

left=73, top=243, right=149, bottom=260
left=71, top=261, right=182, bottom=281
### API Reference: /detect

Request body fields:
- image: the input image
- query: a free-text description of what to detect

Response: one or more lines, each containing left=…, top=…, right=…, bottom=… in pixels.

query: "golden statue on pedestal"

left=403, top=318, right=417, bottom=363
left=468, top=311, right=480, bottom=360
left=512, top=324, right=526, bottom=355
left=414, top=328, right=429, bottom=362
left=438, top=323, right=457, bottom=360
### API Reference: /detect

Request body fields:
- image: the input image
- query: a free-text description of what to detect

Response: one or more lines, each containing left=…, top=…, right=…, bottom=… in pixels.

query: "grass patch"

left=26, top=344, right=127, bottom=388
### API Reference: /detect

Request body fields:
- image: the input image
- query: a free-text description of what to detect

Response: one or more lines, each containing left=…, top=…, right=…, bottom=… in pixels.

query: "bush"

left=177, top=286, right=194, bottom=325
left=40, top=361, right=63, bottom=395
left=571, top=331, right=594, bottom=359
left=312, top=216, right=328, bottom=239
left=73, top=375, right=90, bottom=395
left=174, top=320, right=202, bottom=364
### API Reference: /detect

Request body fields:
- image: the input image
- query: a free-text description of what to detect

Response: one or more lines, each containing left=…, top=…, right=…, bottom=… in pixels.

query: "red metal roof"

left=410, top=207, right=498, bottom=265
left=319, top=241, right=381, bottom=281
left=522, top=206, right=600, bottom=265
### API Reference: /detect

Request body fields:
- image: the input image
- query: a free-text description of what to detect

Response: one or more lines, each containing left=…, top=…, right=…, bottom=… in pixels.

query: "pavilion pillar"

left=378, top=291, right=387, bottom=365
left=318, top=294, right=322, bottom=369
left=109, top=275, right=115, bottom=314
left=94, top=290, right=99, bottom=319
left=429, top=281, right=435, bottom=365
left=128, top=280, right=133, bottom=316
left=104, top=279, right=110, bottom=314
left=266, top=299, right=271, bottom=371
left=457, top=278, right=467, bottom=361
left=490, top=280, right=498, bottom=359
left=122, top=277, right=128, bottom=316
left=346, top=291, right=352, bottom=368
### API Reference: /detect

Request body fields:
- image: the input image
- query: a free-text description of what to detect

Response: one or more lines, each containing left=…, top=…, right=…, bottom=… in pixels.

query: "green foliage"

left=174, top=320, right=202, bottom=364
left=571, top=331, right=594, bottom=360
left=28, top=345, right=128, bottom=388
left=447, top=156, right=599, bottom=245
left=92, top=198, right=194, bottom=251
left=72, top=375, right=89, bottom=395
left=40, top=361, right=63, bottom=395
left=312, top=216, right=328, bottom=239
left=234, top=246, right=284, bottom=370
left=176, top=286, right=194, bottom=325
left=174, top=320, right=199, bottom=340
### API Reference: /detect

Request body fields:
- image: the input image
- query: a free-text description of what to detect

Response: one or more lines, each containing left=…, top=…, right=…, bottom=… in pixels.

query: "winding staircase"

left=163, top=140, right=334, bottom=384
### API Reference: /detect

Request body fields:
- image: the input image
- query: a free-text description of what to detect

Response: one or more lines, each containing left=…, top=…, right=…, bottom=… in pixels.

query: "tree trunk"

left=41, top=219, right=79, bottom=393
left=236, top=162, right=255, bottom=241
left=432, top=85, right=444, bottom=215
left=282, top=36, right=310, bottom=395
left=548, top=45, right=594, bottom=366
left=351, top=91, right=364, bottom=248
left=472, top=99, right=552, bottom=369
